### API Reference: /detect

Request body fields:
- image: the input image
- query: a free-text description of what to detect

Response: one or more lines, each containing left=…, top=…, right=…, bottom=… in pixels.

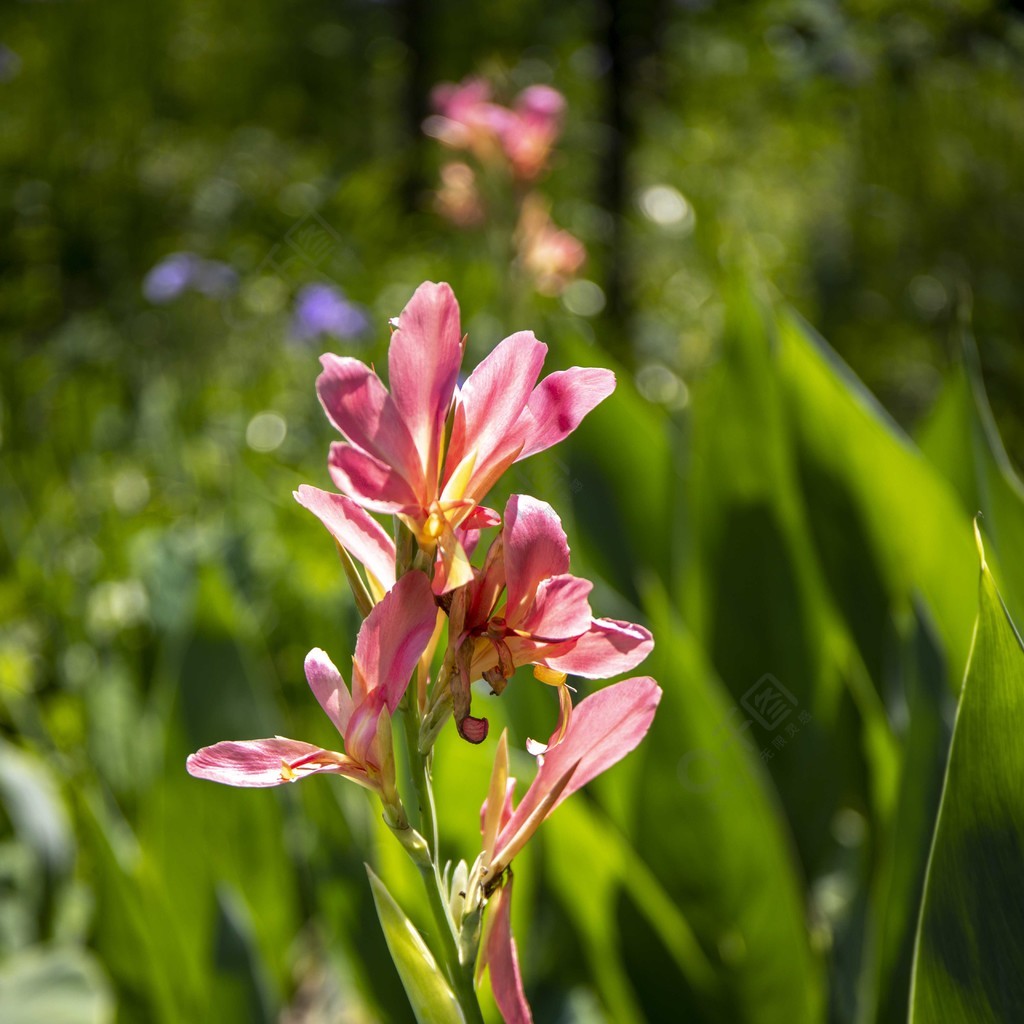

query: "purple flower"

left=142, top=252, right=238, bottom=304
left=291, top=283, right=370, bottom=342
left=0, top=45, right=21, bottom=84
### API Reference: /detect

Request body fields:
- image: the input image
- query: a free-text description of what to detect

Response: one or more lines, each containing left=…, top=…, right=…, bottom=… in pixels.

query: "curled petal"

left=541, top=617, right=654, bottom=678
left=514, top=367, right=615, bottom=461
left=186, top=738, right=367, bottom=789
left=294, top=485, right=397, bottom=591
left=452, top=645, right=489, bottom=743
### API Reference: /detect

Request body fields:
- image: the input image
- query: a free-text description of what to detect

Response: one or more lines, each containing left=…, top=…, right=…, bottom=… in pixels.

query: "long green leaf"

left=909, top=531, right=1024, bottom=1021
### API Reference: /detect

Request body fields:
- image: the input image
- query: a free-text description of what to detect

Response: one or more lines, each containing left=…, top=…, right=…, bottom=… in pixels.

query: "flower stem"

left=401, top=709, right=485, bottom=1024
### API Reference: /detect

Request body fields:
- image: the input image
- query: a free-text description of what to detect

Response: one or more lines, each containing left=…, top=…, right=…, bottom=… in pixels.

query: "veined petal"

left=540, top=617, right=654, bottom=678
left=353, top=570, right=437, bottom=711
left=388, top=282, right=463, bottom=489
left=317, top=355, right=424, bottom=494
left=294, top=485, right=397, bottom=591
left=445, top=332, right=547, bottom=501
left=514, top=367, right=615, bottom=461
left=186, top=738, right=365, bottom=789
left=503, top=495, right=571, bottom=623
left=481, top=879, right=534, bottom=1024
left=517, top=573, right=593, bottom=639
left=304, top=647, right=354, bottom=735
left=328, top=442, right=421, bottom=514
left=494, top=677, right=661, bottom=854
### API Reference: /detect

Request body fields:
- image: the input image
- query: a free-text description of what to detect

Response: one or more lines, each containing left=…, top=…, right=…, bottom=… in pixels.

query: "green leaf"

left=0, top=946, right=114, bottom=1024
left=544, top=795, right=717, bottom=1023
left=909, top=533, right=1024, bottom=1021
left=630, top=582, right=826, bottom=1023
left=917, top=342, right=1024, bottom=626
left=366, top=866, right=466, bottom=1024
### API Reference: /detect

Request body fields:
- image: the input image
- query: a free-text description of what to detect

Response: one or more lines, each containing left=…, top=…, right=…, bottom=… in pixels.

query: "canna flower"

left=475, top=676, right=663, bottom=1023
left=499, top=85, right=566, bottom=182
left=515, top=195, right=586, bottom=297
left=186, top=571, right=437, bottom=819
left=317, top=281, right=615, bottom=593
left=423, top=77, right=510, bottom=167
left=443, top=494, right=653, bottom=742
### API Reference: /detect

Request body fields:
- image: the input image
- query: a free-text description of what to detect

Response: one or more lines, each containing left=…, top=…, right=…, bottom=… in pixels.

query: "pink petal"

left=541, top=617, right=654, bottom=678
left=388, top=282, right=463, bottom=490
left=483, top=879, right=534, bottom=1024
left=444, top=332, right=547, bottom=501
left=495, top=677, right=661, bottom=854
left=518, top=573, right=593, bottom=640
left=304, top=648, right=354, bottom=735
left=503, top=495, right=571, bottom=625
left=294, top=485, right=397, bottom=590
left=514, top=367, right=615, bottom=461
left=327, top=443, right=420, bottom=514
left=353, top=570, right=438, bottom=711
left=186, top=738, right=361, bottom=788
left=317, top=355, right=423, bottom=495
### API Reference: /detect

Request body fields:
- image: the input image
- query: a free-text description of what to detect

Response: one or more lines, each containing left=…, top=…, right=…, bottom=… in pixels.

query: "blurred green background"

left=3, top=0, right=1024, bottom=1021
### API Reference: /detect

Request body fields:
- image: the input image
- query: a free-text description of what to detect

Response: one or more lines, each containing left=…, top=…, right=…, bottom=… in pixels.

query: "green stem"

left=401, top=710, right=485, bottom=1024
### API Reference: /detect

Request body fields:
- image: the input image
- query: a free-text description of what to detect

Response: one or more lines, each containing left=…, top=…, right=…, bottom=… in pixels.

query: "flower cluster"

left=187, top=282, right=660, bottom=1022
left=425, top=77, right=586, bottom=297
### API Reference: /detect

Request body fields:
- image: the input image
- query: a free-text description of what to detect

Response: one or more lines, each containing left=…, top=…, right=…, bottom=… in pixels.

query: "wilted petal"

left=353, top=570, right=438, bottom=710
left=327, top=442, right=420, bottom=513
left=515, top=367, right=616, bottom=461
left=304, top=648, right=354, bottom=735
left=294, top=485, right=397, bottom=591
left=445, top=332, right=547, bottom=501
left=541, top=617, right=653, bottom=678
left=317, top=355, right=423, bottom=494
left=388, top=282, right=463, bottom=486
left=495, top=677, right=661, bottom=854
left=186, top=738, right=362, bottom=788
left=503, top=495, right=571, bottom=624
left=482, top=879, right=534, bottom=1024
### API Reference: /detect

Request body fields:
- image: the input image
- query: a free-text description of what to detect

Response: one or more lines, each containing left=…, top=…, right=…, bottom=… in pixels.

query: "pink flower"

left=423, top=78, right=511, bottom=167
left=318, top=281, right=615, bottom=592
left=516, top=195, right=586, bottom=297
left=186, top=571, right=437, bottom=808
left=500, top=85, right=566, bottom=182
left=475, top=677, right=662, bottom=1023
left=424, top=78, right=566, bottom=184
left=445, top=494, right=653, bottom=741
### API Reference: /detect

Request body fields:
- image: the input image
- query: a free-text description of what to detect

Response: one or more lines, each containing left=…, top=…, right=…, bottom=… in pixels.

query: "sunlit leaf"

left=366, top=866, right=467, bottom=1024
left=909, top=533, right=1024, bottom=1021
